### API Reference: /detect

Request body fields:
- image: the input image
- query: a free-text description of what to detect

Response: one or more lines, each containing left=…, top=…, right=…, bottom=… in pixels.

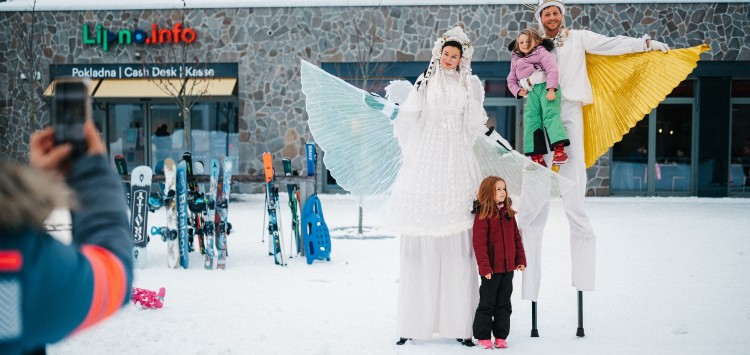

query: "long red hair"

left=475, top=176, right=516, bottom=220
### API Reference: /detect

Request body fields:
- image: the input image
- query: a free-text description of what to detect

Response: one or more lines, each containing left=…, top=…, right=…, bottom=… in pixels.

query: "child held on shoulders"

left=471, top=176, right=526, bottom=349
left=507, top=28, right=570, bottom=168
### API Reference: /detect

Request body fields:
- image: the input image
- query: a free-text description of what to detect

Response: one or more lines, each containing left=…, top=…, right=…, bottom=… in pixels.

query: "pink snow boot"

left=477, top=339, right=493, bottom=349
left=552, top=143, right=569, bottom=165
left=131, top=287, right=166, bottom=309
left=531, top=154, right=547, bottom=168
left=494, top=338, right=508, bottom=348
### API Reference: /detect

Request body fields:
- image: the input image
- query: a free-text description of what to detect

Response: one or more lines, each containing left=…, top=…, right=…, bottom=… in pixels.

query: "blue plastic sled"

left=301, top=195, right=331, bottom=265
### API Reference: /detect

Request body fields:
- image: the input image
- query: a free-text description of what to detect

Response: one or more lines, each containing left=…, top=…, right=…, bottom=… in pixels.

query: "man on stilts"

left=516, top=0, right=707, bottom=337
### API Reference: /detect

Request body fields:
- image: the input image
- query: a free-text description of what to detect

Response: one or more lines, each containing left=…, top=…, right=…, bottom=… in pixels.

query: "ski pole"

left=276, top=195, right=287, bottom=266
left=576, top=291, right=585, bottom=337
left=285, top=195, right=294, bottom=258
left=262, top=189, right=267, bottom=246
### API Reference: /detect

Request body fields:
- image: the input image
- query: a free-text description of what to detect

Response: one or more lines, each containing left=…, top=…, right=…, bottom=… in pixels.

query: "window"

left=730, top=80, right=750, bottom=194
left=611, top=117, right=649, bottom=193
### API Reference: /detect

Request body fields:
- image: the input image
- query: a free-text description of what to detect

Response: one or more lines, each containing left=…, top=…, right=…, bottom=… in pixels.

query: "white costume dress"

left=389, top=67, right=483, bottom=339
left=301, top=27, right=572, bottom=339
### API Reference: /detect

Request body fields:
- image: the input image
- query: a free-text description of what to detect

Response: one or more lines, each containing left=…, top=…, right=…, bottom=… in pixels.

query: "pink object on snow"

left=131, top=287, right=166, bottom=309
left=477, top=339, right=493, bottom=349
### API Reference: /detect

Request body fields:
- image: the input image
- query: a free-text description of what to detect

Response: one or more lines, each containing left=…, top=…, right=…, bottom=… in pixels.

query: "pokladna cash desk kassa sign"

left=49, top=63, right=238, bottom=79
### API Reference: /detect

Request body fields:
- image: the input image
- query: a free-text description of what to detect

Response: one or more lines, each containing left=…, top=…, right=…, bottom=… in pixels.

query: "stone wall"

left=1, top=3, right=746, bottom=193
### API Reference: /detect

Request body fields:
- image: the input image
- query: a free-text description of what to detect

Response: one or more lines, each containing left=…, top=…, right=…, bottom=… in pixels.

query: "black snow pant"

left=472, top=271, right=514, bottom=340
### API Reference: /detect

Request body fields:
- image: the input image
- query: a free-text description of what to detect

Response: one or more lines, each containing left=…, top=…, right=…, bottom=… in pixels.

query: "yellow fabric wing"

left=582, top=44, right=710, bottom=168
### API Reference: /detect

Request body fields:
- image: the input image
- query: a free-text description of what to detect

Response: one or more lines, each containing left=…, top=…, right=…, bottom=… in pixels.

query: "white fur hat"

left=534, top=0, right=566, bottom=23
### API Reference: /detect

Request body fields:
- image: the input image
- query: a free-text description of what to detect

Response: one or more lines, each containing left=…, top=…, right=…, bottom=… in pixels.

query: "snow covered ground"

left=47, top=194, right=750, bottom=355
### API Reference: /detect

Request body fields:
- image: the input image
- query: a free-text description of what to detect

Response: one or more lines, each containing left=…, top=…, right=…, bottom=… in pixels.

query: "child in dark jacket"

left=471, top=176, right=526, bottom=349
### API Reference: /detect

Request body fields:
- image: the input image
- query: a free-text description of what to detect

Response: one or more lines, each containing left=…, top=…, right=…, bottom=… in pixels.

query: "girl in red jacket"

left=471, top=176, right=526, bottom=349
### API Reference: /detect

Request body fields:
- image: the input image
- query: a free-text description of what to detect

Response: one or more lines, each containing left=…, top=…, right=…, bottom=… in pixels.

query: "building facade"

left=1, top=1, right=748, bottom=196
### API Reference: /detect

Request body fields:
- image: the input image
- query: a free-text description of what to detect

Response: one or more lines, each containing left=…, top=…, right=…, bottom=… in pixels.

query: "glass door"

left=150, top=103, right=186, bottom=171
left=730, top=102, right=750, bottom=196
left=611, top=116, right=649, bottom=194
left=654, top=103, right=694, bottom=194
left=107, top=103, right=147, bottom=173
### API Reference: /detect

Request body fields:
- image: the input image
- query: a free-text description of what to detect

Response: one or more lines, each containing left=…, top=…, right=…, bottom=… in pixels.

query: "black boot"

left=396, top=337, right=411, bottom=345
left=458, top=338, right=475, bottom=347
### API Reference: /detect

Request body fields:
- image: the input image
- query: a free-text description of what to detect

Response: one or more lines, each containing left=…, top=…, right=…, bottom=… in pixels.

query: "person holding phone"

left=0, top=113, right=133, bottom=352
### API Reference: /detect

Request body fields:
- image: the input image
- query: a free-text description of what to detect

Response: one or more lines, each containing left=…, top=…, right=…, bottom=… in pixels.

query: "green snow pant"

left=523, top=83, right=569, bottom=156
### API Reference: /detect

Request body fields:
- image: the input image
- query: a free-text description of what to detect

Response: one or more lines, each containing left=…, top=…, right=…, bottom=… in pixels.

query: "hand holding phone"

left=52, top=78, right=91, bottom=160
left=31, top=119, right=106, bottom=174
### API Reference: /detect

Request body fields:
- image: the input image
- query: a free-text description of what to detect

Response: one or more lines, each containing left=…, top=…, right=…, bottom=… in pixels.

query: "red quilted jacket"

left=472, top=206, right=527, bottom=276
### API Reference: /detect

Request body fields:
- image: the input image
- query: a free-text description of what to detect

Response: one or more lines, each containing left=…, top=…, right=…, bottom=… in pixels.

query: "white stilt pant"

left=517, top=100, right=596, bottom=301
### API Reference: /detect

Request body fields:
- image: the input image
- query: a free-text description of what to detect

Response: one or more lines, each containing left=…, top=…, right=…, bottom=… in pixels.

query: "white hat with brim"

left=534, top=0, right=566, bottom=23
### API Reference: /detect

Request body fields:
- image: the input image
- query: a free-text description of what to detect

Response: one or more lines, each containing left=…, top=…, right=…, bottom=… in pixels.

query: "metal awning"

left=43, top=79, right=101, bottom=96
left=94, top=78, right=237, bottom=98
left=43, top=78, right=237, bottom=98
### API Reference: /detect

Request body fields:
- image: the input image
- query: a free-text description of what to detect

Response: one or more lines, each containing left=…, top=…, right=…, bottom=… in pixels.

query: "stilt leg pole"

left=531, top=301, right=539, bottom=337
left=576, top=291, right=585, bottom=337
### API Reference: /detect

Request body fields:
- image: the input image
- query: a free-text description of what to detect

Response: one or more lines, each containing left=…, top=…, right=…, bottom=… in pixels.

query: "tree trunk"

left=183, top=105, right=191, bottom=153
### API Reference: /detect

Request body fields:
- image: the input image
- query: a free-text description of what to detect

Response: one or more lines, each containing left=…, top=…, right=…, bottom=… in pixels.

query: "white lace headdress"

left=415, top=26, right=474, bottom=91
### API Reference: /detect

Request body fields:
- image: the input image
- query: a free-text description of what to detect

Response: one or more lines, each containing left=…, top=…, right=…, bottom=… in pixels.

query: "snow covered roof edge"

left=0, top=0, right=742, bottom=12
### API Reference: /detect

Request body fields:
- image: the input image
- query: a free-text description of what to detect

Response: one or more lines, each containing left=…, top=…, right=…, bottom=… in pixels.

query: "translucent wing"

left=583, top=44, right=710, bottom=168
left=300, top=60, right=401, bottom=207
left=474, top=135, right=574, bottom=203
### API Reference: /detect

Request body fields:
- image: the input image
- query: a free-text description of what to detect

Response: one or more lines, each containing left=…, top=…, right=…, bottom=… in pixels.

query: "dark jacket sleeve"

left=512, top=217, right=526, bottom=267
left=472, top=214, right=492, bottom=276
left=20, top=154, right=132, bottom=350
left=68, top=154, right=133, bottom=276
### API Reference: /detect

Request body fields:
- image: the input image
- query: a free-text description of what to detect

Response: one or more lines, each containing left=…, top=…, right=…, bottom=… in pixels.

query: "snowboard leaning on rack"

left=282, top=158, right=302, bottom=257
left=182, top=151, right=204, bottom=255
left=216, top=157, right=232, bottom=269
left=263, top=152, right=285, bottom=266
left=177, top=160, right=190, bottom=269
left=115, top=154, right=130, bottom=206
left=130, top=165, right=152, bottom=269
left=203, top=159, right=220, bottom=269
left=154, top=157, right=180, bottom=269
left=192, top=160, right=207, bottom=256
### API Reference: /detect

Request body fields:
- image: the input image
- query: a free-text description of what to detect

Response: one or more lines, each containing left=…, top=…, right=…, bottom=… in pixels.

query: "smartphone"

left=52, top=78, right=91, bottom=159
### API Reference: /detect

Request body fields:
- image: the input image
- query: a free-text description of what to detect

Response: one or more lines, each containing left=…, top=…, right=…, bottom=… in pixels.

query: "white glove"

left=518, top=77, right=533, bottom=92
left=648, top=39, right=669, bottom=53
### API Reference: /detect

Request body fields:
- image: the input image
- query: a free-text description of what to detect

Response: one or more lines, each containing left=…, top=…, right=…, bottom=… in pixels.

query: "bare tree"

left=14, top=0, right=46, bottom=132
left=334, top=6, right=392, bottom=94
left=148, top=0, right=210, bottom=153
left=334, top=6, right=393, bottom=236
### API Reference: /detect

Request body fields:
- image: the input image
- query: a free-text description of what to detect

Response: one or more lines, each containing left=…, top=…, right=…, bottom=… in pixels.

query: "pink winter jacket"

left=506, top=45, right=559, bottom=98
